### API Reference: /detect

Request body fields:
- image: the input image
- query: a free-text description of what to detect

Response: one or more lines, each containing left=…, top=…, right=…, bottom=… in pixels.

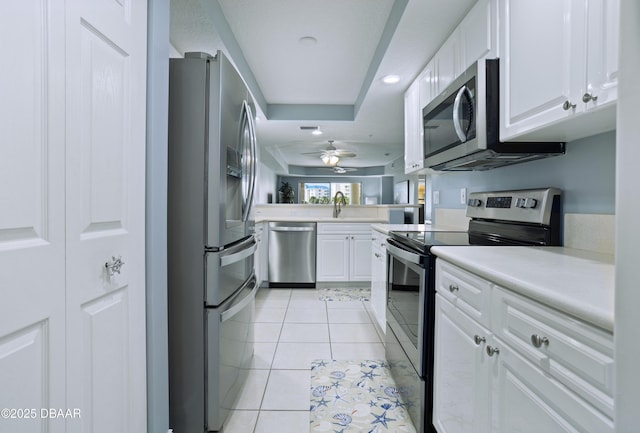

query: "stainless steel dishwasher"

left=268, top=222, right=316, bottom=288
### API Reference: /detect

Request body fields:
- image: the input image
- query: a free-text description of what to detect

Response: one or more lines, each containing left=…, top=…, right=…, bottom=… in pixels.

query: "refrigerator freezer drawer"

left=206, top=236, right=256, bottom=306
left=206, top=276, right=257, bottom=431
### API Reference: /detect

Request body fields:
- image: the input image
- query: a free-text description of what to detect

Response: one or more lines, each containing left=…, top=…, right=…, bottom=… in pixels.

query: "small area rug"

left=317, top=287, right=370, bottom=301
left=309, top=359, right=417, bottom=433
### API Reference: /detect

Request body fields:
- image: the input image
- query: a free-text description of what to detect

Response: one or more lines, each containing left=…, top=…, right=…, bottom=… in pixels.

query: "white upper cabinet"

left=585, top=0, right=619, bottom=107
left=418, top=61, right=436, bottom=109
left=403, top=0, right=497, bottom=175
left=459, top=0, right=496, bottom=71
left=404, top=80, right=423, bottom=173
left=500, top=0, right=619, bottom=141
left=434, top=33, right=460, bottom=94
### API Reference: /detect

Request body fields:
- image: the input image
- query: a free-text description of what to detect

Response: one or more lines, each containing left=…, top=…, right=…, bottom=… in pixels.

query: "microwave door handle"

left=453, top=86, right=470, bottom=142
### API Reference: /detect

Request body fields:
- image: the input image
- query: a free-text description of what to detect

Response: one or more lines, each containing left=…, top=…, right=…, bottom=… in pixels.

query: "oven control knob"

left=516, top=197, right=537, bottom=209
left=467, top=198, right=482, bottom=207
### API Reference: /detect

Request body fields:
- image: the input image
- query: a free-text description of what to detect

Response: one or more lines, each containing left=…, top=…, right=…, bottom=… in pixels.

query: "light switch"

left=460, top=188, right=467, bottom=205
left=434, top=190, right=440, bottom=205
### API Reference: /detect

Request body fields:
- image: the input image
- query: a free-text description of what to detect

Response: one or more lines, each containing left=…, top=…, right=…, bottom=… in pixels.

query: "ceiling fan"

left=303, top=140, right=357, bottom=166
left=325, top=166, right=358, bottom=174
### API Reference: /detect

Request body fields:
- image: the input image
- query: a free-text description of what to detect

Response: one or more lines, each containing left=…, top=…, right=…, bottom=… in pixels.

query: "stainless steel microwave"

left=422, top=58, right=565, bottom=171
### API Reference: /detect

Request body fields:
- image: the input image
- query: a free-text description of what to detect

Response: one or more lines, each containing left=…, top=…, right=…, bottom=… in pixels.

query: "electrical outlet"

left=433, top=190, right=440, bottom=205
left=460, top=188, right=467, bottom=205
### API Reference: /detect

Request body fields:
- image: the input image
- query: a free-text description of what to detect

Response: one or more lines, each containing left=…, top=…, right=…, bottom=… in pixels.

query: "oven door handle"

left=386, top=240, right=424, bottom=265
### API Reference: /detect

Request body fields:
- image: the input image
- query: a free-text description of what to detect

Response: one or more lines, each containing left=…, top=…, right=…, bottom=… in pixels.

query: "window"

left=299, top=182, right=362, bottom=205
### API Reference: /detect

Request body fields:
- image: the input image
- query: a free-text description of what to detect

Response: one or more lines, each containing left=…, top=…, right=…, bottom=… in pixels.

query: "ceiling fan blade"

left=335, top=151, right=356, bottom=157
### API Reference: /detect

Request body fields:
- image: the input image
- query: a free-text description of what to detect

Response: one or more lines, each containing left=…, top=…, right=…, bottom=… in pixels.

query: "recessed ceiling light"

left=382, top=74, right=400, bottom=84
left=299, top=36, right=318, bottom=46
left=311, top=129, right=323, bottom=136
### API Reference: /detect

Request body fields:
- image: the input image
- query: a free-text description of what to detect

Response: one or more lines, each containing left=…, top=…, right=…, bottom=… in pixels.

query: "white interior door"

left=64, top=0, right=147, bottom=432
left=0, top=3, right=66, bottom=433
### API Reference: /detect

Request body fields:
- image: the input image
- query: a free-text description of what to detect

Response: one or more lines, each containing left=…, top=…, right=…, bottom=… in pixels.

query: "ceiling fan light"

left=321, top=154, right=339, bottom=166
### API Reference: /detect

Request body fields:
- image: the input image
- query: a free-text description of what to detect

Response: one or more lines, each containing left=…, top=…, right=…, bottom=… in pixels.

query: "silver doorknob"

left=562, top=100, right=576, bottom=111
left=105, top=256, right=125, bottom=276
left=531, top=334, right=550, bottom=348
left=486, top=346, right=500, bottom=357
left=582, top=93, right=598, bottom=103
left=448, top=284, right=459, bottom=292
left=474, top=335, right=486, bottom=345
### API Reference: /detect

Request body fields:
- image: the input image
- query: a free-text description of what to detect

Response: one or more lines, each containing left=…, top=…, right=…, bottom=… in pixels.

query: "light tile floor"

left=224, top=287, right=385, bottom=433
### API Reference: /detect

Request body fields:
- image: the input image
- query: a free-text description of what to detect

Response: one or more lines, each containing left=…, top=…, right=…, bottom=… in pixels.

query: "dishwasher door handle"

left=270, top=226, right=316, bottom=232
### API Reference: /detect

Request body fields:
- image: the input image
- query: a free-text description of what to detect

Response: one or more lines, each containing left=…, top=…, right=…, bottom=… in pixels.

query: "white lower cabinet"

left=370, top=228, right=388, bottom=332
left=316, top=223, right=372, bottom=282
left=433, top=294, right=492, bottom=433
left=433, top=259, right=614, bottom=433
left=254, top=222, right=268, bottom=285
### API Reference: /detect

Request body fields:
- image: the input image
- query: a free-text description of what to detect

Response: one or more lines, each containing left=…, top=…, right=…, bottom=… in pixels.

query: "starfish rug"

left=317, top=287, right=371, bottom=302
left=309, top=359, right=417, bottom=433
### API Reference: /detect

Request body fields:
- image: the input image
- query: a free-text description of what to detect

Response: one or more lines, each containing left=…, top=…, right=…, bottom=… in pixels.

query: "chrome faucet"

left=333, top=191, right=347, bottom=218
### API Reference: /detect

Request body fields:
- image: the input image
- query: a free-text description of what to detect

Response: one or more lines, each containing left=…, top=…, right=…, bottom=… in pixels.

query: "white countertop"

left=256, top=217, right=388, bottom=223
left=371, top=223, right=463, bottom=235
left=431, top=246, right=615, bottom=331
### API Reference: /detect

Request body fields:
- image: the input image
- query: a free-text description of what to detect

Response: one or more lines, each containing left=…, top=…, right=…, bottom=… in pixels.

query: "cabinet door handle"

left=473, top=335, right=486, bottom=345
left=531, top=334, right=550, bottom=348
left=486, top=346, right=500, bottom=357
left=582, top=92, right=598, bottom=103
left=562, top=100, right=576, bottom=111
left=448, top=284, right=459, bottom=292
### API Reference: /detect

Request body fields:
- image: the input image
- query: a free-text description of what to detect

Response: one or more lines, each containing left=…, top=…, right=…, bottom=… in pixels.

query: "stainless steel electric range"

left=384, top=188, right=562, bottom=433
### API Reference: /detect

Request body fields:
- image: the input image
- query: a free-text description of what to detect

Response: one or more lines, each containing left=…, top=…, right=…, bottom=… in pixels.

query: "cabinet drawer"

left=436, top=260, right=492, bottom=327
left=371, top=229, right=388, bottom=252
left=492, top=286, right=614, bottom=417
left=318, top=223, right=372, bottom=235
left=494, top=336, right=614, bottom=433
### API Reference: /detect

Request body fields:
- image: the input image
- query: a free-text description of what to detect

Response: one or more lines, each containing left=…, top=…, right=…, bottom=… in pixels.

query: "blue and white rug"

left=317, top=287, right=371, bottom=301
left=309, top=359, right=417, bottom=433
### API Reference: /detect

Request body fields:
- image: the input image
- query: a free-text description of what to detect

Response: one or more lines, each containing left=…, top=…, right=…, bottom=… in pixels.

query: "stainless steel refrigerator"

left=168, top=51, right=258, bottom=433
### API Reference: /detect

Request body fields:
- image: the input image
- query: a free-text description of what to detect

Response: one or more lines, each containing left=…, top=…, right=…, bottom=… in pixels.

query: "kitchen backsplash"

left=564, top=213, right=615, bottom=256
left=253, top=204, right=420, bottom=222
left=434, top=208, right=614, bottom=255
left=434, top=208, right=469, bottom=230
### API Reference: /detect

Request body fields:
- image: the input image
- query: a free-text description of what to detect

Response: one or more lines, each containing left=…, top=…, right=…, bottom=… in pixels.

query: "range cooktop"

left=389, top=230, right=472, bottom=253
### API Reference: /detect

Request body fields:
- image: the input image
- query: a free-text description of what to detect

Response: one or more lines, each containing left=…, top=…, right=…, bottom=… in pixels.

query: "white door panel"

left=0, top=2, right=66, bottom=432
left=65, top=0, right=147, bottom=432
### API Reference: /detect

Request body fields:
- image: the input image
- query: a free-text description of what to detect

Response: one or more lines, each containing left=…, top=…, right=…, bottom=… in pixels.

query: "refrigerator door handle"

left=220, top=277, right=258, bottom=323
left=241, top=101, right=257, bottom=222
left=219, top=239, right=257, bottom=267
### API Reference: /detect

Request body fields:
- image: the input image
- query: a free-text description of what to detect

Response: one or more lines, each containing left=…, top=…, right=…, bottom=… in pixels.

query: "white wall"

left=255, top=159, right=277, bottom=204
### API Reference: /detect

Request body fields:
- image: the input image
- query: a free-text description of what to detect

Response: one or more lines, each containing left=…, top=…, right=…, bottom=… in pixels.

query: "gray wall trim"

left=288, top=165, right=386, bottom=176
left=203, top=0, right=269, bottom=115
left=354, top=0, right=409, bottom=114
left=267, top=104, right=355, bottom=121
left=195, top=0, right=409, bottom=122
